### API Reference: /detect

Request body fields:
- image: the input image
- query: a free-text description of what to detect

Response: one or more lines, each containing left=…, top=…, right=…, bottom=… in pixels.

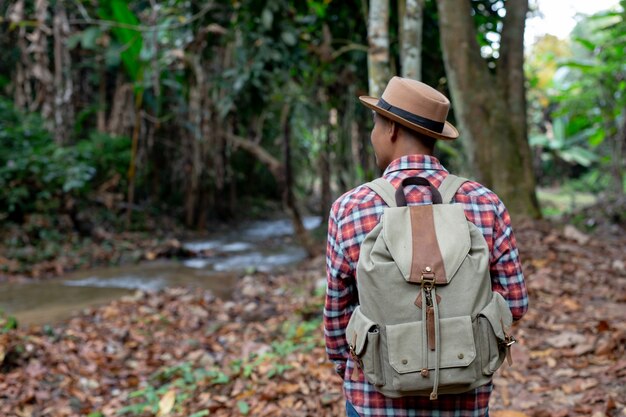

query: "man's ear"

left=389, top=121, right=400, bottom=143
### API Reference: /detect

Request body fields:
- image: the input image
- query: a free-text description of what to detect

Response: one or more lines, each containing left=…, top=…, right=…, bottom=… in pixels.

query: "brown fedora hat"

left=359, top=76, right=459, bottom=140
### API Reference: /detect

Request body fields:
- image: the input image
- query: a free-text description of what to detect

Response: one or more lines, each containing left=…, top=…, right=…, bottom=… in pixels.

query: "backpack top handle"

left=395, top=177, right=443, bottom=206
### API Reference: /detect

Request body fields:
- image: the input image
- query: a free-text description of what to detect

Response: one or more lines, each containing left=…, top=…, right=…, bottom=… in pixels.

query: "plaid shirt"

left=324, top=155, right=528, bottom=416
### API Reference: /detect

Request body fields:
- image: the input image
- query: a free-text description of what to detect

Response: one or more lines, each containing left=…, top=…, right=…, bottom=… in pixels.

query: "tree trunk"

left=367, top=0, right=391, bottom=96
left=399, top=0, right=425, bottom=80
left=11, top=0, right=28, bottom=110
left=213, top=123, right=228, bottom=220
left=320, top=147, right=331, bottom=219
left=610, top=106, right=626, bottom=200
left=497, top=0, right=541, bottom=217
left=281, top=105, right=317, bottom=258
left=52, top=1, right=73, bottom=145
left=34, top=0, right=53, bottom=121
left=224, top=120, right=237, bottom=218
left=350, top=120, right=363, bottom=182
left=436, top=0, right=541, bottom=219
left=125, top=88, right=144, bottom=229
left=184, top=51, right=226, bottom=227
left=319, top=107, right=336, bottom=222
left=319, top=111, right=333, bottom=220
left=185, top=84, right=200, bottom=228
left=212, top=82, right=228, bottom=221
left=97, top=63, right=107, bottom=133
left=11, top=0, right=54, bottom=118
left=107, top=80, right=135, bottom=137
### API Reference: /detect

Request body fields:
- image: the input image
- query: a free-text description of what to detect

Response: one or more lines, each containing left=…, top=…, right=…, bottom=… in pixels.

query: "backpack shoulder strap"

left=438, top=174, right=469, bottom=203
left=366, top=178, right=397, bottom=207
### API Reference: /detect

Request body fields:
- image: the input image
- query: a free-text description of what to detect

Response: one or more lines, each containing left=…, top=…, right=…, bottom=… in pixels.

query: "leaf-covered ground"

left=1, top=220, right=625, bottom=417
left=491, top=221, right=626, bottom=417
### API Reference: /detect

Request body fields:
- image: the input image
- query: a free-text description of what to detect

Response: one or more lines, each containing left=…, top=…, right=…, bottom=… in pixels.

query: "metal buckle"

left=421, top=267, right=435, bottom=289
left=421, top=276, right=435, bottom=290
left=349, top=344, right=363, bottom=368
left=504, top=335, right=517, bottom=347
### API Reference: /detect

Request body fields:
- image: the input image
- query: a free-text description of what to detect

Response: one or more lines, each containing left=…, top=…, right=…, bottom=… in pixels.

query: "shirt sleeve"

left=489, top=199, right=529, bottom=321
left=323, top=203, right=357, bottom=378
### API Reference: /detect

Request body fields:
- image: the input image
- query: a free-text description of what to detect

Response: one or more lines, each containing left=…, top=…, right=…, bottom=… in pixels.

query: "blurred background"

left=0, top=0, right=624, bottom=254
left=0, top=1, right=625, bottom=415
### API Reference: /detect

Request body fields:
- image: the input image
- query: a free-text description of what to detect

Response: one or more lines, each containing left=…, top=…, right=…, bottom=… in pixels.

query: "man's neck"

left=391, top=136, right=434, bottom=160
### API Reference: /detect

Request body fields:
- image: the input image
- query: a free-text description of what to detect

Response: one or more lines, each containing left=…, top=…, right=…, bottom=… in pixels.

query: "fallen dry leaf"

left=594, top=337, right=616, bottom=356
left=546, top=331, right=587, bottom=348
left=491, top=411, right=531, bottom=417
left=157, top=390, right=177, bottom=416
left=563, top=225, right=590, bottom=244
left=0, top=334, right=7, bottom=365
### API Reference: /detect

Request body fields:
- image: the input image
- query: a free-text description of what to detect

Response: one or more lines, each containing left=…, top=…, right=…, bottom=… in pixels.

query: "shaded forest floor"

left=1, top=220, right=625, bottom=417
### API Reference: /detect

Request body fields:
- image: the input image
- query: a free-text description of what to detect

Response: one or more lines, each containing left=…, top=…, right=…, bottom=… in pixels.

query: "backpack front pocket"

left=345, top=306, right=384, bottom=386
left=386, top=316, right=477, bottom=393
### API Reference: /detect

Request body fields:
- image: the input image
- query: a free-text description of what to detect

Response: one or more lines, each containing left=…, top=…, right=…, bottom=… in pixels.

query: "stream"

left=0, top=217, right=322, bottom=327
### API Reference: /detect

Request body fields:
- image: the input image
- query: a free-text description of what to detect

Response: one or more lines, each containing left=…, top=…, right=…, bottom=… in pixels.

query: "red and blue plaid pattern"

left=324, top=155, right=528, bottom=416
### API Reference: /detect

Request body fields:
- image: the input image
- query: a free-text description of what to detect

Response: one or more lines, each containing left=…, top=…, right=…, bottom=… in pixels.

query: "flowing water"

left=0, top=216, right=322, bottom=326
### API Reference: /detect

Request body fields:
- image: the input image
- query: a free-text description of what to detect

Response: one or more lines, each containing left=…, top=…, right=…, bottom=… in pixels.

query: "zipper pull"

left=421, top=271, right=437, bottom=352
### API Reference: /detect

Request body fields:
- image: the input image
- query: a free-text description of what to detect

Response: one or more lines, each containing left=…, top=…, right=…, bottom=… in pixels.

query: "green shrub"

left=76, top=132, right=131, bottom=188
left=0, top=99, right=95, bottom=221
left=0, top=99, right=130, bottom=223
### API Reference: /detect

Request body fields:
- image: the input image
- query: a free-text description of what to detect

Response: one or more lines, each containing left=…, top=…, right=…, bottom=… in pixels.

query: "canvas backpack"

left=345, top=174, right=516, bottom=400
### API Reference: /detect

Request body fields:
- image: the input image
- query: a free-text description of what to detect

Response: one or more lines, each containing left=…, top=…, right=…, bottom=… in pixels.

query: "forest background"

left=0, top=0, right=625, bottom=416
left=1, top=0, right=625, bottom=256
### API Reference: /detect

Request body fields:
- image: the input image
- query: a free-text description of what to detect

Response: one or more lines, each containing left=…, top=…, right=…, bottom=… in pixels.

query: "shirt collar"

left=383, top=154, right=446, bottom=175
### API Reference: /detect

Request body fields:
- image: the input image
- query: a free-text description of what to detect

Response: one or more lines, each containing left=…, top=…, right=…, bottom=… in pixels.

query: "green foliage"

left=227, top=318, right=321, bottom=382
left=188, top=411, right=210, bottom=417
left=537, top=187, right=598, bottom=218
left=559, top=9, right=626, bottom=140
left=67, top=26, right=105, bottom=51
left=0, top=310, right=18, bottom=333
left=117, top=362, right=227, bottom=415
left=119, top=313, right=323, bottom=417
left=0, top=99, right=95, bottom=221
left=222, top=0, right=371, bottom=194
left=76, top=132, right=131, bottom=187
left=530, top=118, right=598, bottom=167
left=527, top=2, right=626, bottom=196
left=470, top=0, right=506, bottom=66
left=237, top=400, right=250, bottom=415
left=2, top=0, right=485, bottom=227
left=0, top=99, right=133, bottom=225
left=97, top=0, right=144, bottom=81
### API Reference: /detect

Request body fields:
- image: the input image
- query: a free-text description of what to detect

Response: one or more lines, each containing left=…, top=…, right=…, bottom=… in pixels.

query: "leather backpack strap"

left=438, top=174, right=469, bottom=203
left=366, top=178, right=398, bottom=207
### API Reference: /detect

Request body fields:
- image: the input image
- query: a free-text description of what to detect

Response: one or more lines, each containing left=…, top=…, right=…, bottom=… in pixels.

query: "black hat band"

left=377, top=98, right=445, bottom=133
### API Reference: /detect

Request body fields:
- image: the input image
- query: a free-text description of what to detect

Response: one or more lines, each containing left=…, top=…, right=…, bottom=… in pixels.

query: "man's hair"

left=375, top=112, right=436, bottom=150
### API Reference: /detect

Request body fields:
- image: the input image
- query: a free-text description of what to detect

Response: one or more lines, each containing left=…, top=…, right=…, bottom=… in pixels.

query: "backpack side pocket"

left=477, top=292, right=514, bottom=375
left=346, top=306, right=384, bottom=386
left=364, top=327, right=384, bottom=386
left=477, top=316, right=501, bottom=375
